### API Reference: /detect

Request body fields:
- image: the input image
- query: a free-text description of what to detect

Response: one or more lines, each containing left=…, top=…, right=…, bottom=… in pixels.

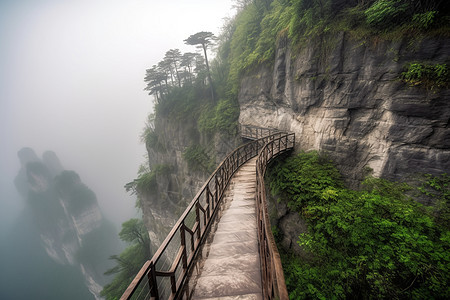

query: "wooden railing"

left=121, top=125, right=294, bottom=300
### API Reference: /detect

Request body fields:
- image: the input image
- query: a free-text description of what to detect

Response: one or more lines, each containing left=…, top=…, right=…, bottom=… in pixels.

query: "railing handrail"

left=121, top=124, right=294, bottom=300
left=239, top=124, right=281, bottom=140
left=255, top=131, right=294, bottom=299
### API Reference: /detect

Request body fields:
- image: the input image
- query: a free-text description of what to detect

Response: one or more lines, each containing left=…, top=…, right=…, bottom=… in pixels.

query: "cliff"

left=132, top=2, right=450, bottom=296
left=239, top=33, right=449, bottom=188
left=141, top=115, right=240, bottom=254
left=237, top=33, right=449, bottom=255
left=12, top=148, right=121, bottom=300
left=139, top=33, right=449, bottom=259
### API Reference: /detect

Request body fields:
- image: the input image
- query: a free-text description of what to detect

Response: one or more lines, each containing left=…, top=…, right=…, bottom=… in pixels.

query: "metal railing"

left=121, top=125, right=294, bottom=300
left=256, top=132, right=295, bottom=299
left=239, top=124, right=280, bottom=140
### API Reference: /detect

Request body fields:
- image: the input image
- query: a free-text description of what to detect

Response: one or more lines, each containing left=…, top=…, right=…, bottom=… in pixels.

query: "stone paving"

left=191, top=157, right=262, bottom=300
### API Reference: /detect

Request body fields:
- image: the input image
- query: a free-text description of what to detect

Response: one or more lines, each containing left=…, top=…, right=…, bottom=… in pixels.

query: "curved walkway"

left=121, top=127, right=293, bottom=300
left=191, top=157, right=262, bottom=299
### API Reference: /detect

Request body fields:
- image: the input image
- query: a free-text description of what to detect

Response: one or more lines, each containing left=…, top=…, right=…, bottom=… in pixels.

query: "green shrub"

left=142, top=128, right=165, bottom=152
left=365, top=0, right=409, bottom=29
left=412, top=10, right=437, bottom=29
left=268, top=152, right=450, bottom=298
left=183, top=145, right=213, bottom=172
left=401, top=62, right=450, bottom=90
left=198, top=99, right=239, bottom=135
left=419, top=173, right=450, bottom=226
left=155, top=85, right=208, bottom=119
left=101, top=219, right=150, bottom=300
left=267, top=151, right=343, bottom=211
left=125, top=164, right=172, bottom=196
left=197, top=104, right=216, bottom=135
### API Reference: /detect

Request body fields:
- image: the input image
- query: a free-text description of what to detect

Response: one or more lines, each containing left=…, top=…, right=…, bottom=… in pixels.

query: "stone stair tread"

left=192, top=158, right=261, bottom=299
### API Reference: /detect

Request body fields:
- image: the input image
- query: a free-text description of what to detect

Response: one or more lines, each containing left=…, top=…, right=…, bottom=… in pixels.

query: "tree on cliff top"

left=184, top=31, right=216, bottom=102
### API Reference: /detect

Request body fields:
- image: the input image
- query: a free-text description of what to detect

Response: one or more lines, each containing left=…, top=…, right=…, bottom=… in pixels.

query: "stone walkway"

left=190, top=157, right=262, bottom=299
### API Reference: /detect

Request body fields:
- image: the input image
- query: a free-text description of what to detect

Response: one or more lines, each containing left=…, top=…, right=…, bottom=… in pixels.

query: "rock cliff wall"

left=239, top=33, right=450, bottom=187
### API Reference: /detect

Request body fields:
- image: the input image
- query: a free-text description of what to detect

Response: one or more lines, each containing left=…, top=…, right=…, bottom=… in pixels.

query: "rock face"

left=142, top=116, right=240, bottom=255
left=239, top=33, right=450, bottom=187
left=13, top=148, right=121, bottom=300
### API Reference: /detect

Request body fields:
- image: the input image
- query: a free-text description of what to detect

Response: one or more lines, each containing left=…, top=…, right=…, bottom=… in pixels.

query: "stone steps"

left=191, top=158, right=262, bottom=299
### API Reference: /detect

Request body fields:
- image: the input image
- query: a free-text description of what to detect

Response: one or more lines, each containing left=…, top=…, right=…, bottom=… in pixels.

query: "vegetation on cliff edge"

left=227, top=0, right=450, bottom=93
left=267, top=152, right=449, bottom=299
left=100, top=219, right=150, bottom=300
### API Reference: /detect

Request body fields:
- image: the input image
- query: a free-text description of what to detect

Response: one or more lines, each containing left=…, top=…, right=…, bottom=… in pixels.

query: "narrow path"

left=191, top=157, right=262, bottom=299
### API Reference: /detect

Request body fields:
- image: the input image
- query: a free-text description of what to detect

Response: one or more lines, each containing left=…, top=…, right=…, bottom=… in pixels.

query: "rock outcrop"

left=13, top=148, right=121, bottom=300
left=239, top=33, right=450, bottom=188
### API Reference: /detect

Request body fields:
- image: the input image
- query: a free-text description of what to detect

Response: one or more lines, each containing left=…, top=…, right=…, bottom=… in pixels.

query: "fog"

left=0, top=0, right=235, bottom=232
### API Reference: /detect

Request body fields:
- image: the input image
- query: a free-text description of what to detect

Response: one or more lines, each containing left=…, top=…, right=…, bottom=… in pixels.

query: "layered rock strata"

left=239, top=33, right=450, bottom=187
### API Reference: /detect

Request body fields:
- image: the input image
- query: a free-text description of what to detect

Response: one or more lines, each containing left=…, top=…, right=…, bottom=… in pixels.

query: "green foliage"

left=182, top=145, right=214, bottom=172
left=142, top=128, right=165, bottom=152
left=228, top=2, right=265, bottom=94
left=419, top=173, right=450, bottom=202
left=119, top=218, right=150, bottom=246
left=364, top=0, right=408, bottom=28
left=419, top=173, right=450, bottom=226
left=133, top=171, right=157, bottom=194
left=412, top=10, right=437, bottom=29
left=198, top=99, right=239, bottom=135
left=155, top=85, right=208, bottom=119
left=401, top=62, right=450, bottom=90
left=214, top=99, right=239, bottom=133
left=268, top=152, right=450, bottom=299
left=267, top=151, right=342, bottom=211
left=101, top=219, right=150, bottom=300
left=197, top=104, right=216, bottom=134
left=224, top=0, right=450, bottom=94
left=124, top=164, right=172, bottom=196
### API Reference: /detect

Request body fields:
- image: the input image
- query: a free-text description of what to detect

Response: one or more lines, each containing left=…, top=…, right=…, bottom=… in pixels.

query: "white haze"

left=0, top=0, right=235, bottom=232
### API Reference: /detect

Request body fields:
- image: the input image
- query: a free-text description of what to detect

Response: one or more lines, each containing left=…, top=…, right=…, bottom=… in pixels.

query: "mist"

left=0, top=0, right=235, bottom=230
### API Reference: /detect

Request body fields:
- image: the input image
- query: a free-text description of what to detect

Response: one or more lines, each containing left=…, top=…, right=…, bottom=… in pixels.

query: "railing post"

left=180, top=223, right=188, bottom=270
left=206, top=186, right=212, bottom=218
left=237, top=150, right=240, bottom=166
left=271, top=140, right=274, bottom=158
left=278, top=136, right=281, bottom=153
left=221, top=172, right=224, bottom=195
left=195, top=202, right=201, bottom=239
left=148, top=261, right=159, bottom=299
left=215, top=176, right=219, bottom=205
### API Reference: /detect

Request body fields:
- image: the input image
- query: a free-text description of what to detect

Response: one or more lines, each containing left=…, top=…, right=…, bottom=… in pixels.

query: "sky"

left=0, top=0, right=236, bottom=233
